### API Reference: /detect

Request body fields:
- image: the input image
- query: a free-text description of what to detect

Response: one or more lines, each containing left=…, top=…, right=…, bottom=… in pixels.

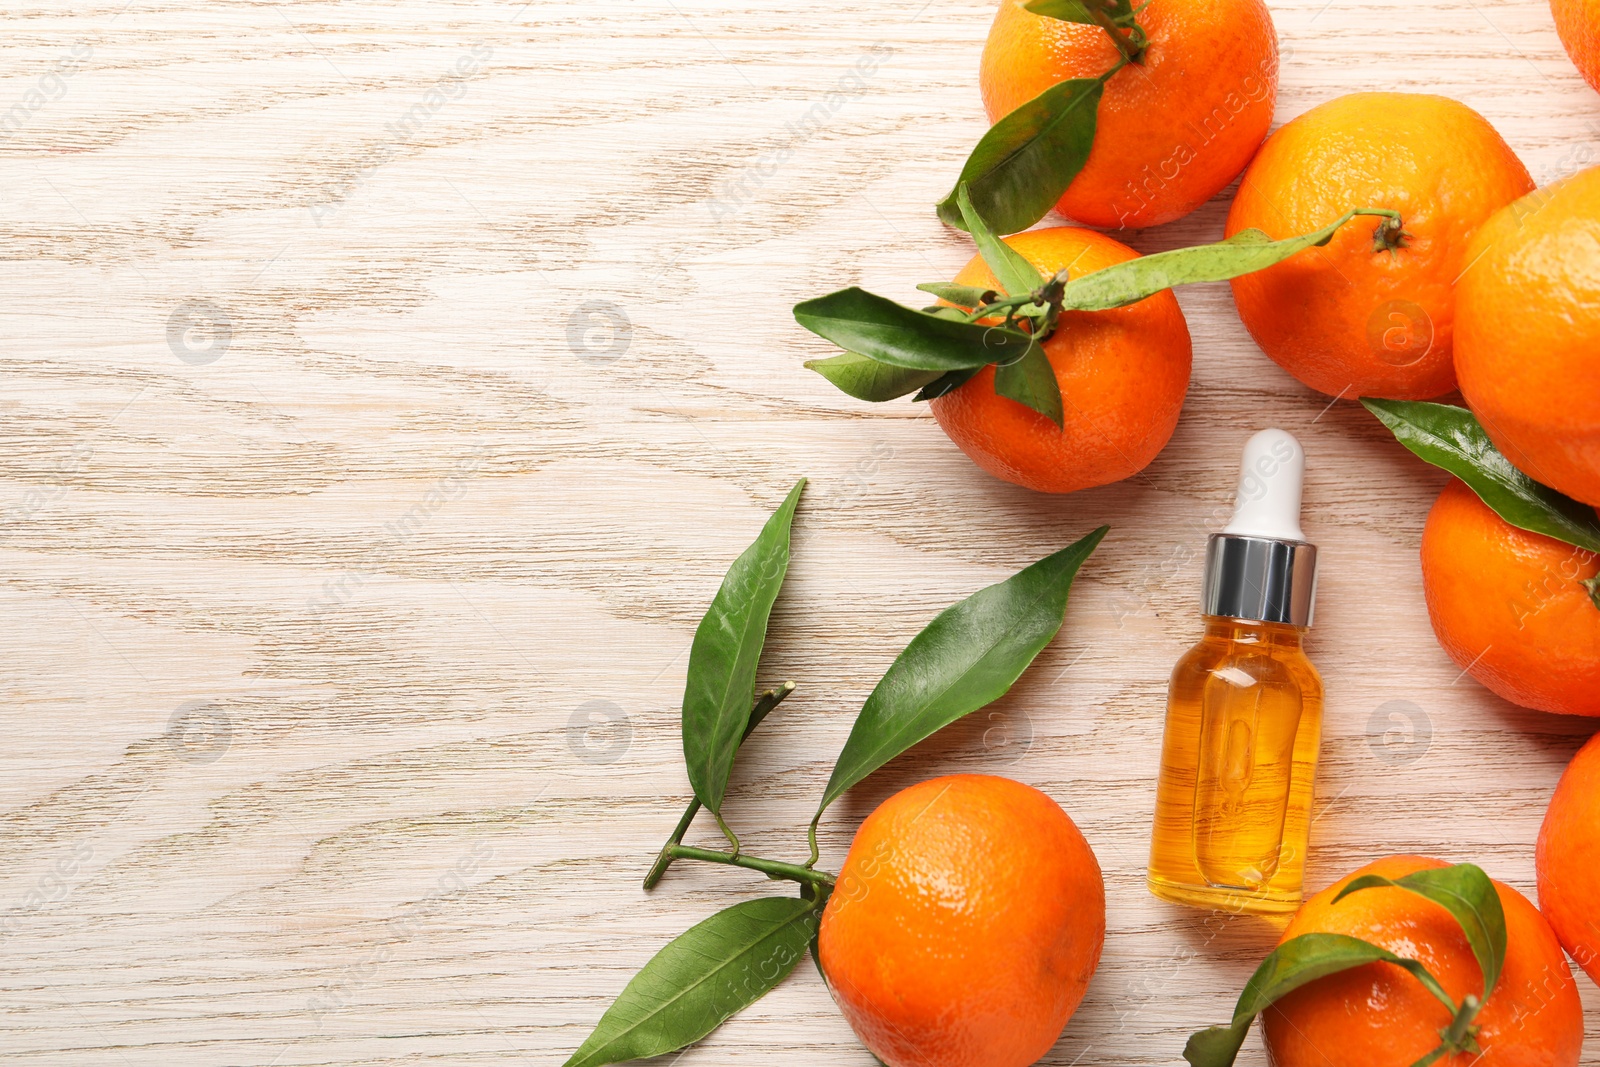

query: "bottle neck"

left=1200, top=615, right=1308, bottom=649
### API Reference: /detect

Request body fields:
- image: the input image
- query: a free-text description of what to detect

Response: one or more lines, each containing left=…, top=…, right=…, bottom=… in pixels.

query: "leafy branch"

left=645, top=682, right=796, bottom=890
left=562, top=482, right=1109, bottom=1067
left=800, top=192, right=1404, bottom=424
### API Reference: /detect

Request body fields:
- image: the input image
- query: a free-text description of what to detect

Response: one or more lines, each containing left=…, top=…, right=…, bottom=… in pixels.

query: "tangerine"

left=1263, top=855, right=1583, bottom=1067
left=1226, top=93, right=1533, bottom=400
left=1537, top=731, right=1600, bottom=985
left=929, top=225, right=1191, bottom=494
left=979, top=0, right=1277, bottom=229
left=1553, top=0, right=1600, bottom=93
left=1419, top=479, right=1600, bottom=717
left=817, top=774, right=1104, bottom=1067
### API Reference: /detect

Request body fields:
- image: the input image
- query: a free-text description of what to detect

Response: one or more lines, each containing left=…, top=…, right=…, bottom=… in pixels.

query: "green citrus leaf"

left=1185, top=932, right=1456, bottom=1067
left=1023, top=0, right=1135, bottom=22
left=563, top=896, right=821, bottom=1067
left=794, top=287, right=1033, bottom=371
left=936, top=76, right=1105, bottom=236
left=1362, top=399, right=1600, bottom=555
left=957, top=182, right=1045, bottom=297
left=1333, top=863, right=1507, bottom=1001
left=805, top=353, right=943, bottom=402
left=682, top=479, right=804, bottom=819
left=1056, top=210, right=1394, bottom=312
left=815, top=527, right=1107, bottom=818
left=993, top=340, right=1063, bottom=426
left=915, top=281, right=995, bottom=307
left=912, top=366, right=983, bottom=402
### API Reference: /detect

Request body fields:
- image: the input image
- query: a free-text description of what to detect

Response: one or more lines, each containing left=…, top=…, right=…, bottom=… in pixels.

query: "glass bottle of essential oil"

left=1148, top=429, right=1325, bottom=915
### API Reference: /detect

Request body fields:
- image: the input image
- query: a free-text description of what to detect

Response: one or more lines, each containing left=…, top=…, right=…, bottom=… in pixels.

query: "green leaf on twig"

left=958, top=183, right=1046, bottom=297
left=794, top=288, right=1033, bottom=371
left=936, top=75, right=1106, bottom=236
left=563, top=896, right=822, bottom=1067
left=1363, top=399, right=1600, bottom=557
left=1184, top=933, right=1456, bottom=1067
left=805, top=353, right=944, bottom=402
left=1055, top=210, right=1403, bottom=312
left=1023, top=0, right=1136, bottom=22
left=1333, top=863, right=1505, bottom=1000
left=682, top=480, right=804, bottom=840
left=1187, top=864, right=1509, bottom=1067
left=814, top=527, right=1106, bottom=822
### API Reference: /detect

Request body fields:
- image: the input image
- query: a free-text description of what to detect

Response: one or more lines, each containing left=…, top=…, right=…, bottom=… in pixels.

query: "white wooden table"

left=0, top=0, right=1596, bottom=1063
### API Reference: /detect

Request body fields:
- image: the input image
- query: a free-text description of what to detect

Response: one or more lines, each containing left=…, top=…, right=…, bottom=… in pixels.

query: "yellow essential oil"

left=1148, top=429, right=1325, bottom=915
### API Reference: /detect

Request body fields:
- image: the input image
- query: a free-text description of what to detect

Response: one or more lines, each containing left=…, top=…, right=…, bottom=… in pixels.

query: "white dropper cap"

left=1222, top=428, right=1307, bottom=543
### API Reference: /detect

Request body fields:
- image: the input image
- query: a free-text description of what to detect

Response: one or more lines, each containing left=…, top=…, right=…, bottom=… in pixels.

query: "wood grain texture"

left=0, top=0, right=1596, bottom=1063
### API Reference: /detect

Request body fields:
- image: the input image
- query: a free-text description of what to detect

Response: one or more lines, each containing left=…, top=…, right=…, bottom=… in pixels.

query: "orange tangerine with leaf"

left=1226, top=92, right=1533, bottom=400
left=929, top=225, right=1192, bottom=494
left=977, top=0, right=1277, bottom=230
left=1259, top=856, right=1583, bottom=1067
left=1419, top=479, right=1600, bottom=717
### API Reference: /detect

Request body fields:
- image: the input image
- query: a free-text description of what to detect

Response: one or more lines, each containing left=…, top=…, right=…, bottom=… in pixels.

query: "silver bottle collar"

left=1201, top=534, right=1317, bottom=628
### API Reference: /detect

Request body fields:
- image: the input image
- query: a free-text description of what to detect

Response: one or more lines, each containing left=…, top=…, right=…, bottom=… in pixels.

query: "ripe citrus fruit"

left=979, top=0, right=1276, bottom=229
left=1454, top=165, right=1600, bottom=508
left=1537, top=732, right=1600, bottom=984
left=1419, top=479, right=1600, bottom=717
left=817, top=774, right=1105, bottom=1067
left=929, top=226, right=1191, bottom=494
left=1225, top=92, right=1534, bottom=400
left=1553, top=0, right=1600, bottom=92
left=1263, top=855, right=1584, bottom=1067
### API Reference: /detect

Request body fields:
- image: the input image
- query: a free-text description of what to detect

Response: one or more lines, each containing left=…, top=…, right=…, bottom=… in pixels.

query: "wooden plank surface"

left=0, top=0, right=1596, bottom=1063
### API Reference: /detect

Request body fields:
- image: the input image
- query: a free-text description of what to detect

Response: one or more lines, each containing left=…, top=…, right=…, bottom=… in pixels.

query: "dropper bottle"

left=1147, top=429, right=1325, bottom=915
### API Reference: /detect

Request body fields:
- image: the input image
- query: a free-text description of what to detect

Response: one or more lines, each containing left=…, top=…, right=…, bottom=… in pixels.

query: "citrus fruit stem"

left=1084, top=3, right=1146, bottom=64
left=1582, top=575, right=1600, bottom=612
left=666, top=844, right=837, bottom=889
left=1407, top=1048, right=1449, bottom=1067
left=1371, top=213, right=1412, bottom=254
left=644, top=683, right=796, bottom=891
left=1439, top=994, right=1484, bottom=1054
